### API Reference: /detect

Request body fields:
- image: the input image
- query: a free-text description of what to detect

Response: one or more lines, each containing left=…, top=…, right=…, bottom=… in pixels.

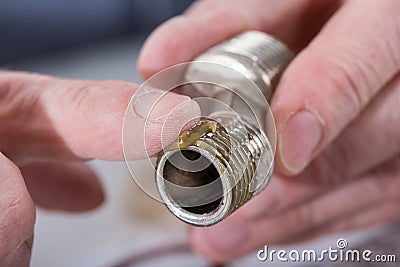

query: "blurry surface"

left=0, top=0, right=194, bottom=64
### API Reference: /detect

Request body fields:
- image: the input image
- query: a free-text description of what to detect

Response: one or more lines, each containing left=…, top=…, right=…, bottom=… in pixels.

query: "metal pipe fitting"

left=155, top=31, right=293, bottom=226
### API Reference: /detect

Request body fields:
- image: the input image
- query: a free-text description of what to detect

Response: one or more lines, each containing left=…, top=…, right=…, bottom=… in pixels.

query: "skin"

left=2, top=0, right=399, bottom=265
left=138, top=0, right=400, bottom=263
left=0, top=71, right=199, bottom=266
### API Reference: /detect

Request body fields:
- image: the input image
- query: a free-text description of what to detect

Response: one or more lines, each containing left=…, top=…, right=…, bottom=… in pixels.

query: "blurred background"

left=1, top=1, right=397, bottom=266
left=0, top=0, right=193, bottom=65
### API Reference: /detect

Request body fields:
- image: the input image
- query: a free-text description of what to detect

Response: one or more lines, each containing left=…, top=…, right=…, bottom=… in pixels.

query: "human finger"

left=21, top=161, right=104, bottom=211
left=272, top=0, right=400, bottom=174
left=138, top=0, right=341, bottom=79
left=288, top=197, right=400, bottom=244
left=0, top=71, right=200, bottom=164
left=236, top=72, right=400, bottom=221
left=189, top=156, right=400, bottom=262
left=0, top=152, right=35, bottom=266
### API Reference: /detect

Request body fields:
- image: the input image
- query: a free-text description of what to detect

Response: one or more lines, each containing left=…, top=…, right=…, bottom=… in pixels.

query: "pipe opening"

left=162, top=149, right=223, bottom=215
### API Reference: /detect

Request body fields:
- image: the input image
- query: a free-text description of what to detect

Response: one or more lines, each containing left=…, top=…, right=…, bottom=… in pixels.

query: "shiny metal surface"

left=156, top=31, right=293, bottom=226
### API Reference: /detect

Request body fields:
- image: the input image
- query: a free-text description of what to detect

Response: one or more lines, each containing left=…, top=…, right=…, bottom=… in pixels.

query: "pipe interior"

left=162, top=149, right=223, bottom=214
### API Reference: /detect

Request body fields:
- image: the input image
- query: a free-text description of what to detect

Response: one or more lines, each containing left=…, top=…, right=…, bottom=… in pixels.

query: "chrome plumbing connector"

left=155, top=31, right=293, bottom=226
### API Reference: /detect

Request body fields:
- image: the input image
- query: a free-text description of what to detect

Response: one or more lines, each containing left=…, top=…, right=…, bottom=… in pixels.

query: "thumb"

left=272, top=0, right=400, bottom=175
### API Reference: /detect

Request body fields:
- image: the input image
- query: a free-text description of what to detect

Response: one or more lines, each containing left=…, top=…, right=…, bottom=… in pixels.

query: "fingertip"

left=272, top=0, right=400, bottom=175
left=271, top=53, right=327, bottom=176
left=22, top=162, right=105, bottom=212
left=138, top=16, right=194, bottom=79
left=127, top=88, right=201, bottom=159
left=71, top=164, right=105, bottom=211
left=277, top=110, right=323, bottom=175
left=138, top=6, right=250, bottom=80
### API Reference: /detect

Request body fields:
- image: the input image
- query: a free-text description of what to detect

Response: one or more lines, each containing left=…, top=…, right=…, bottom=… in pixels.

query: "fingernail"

left=133, top=88, right=191, bottom=120
left=195, top=219, right=249, bottom=253
left=280, top=110, right=322, bottom=173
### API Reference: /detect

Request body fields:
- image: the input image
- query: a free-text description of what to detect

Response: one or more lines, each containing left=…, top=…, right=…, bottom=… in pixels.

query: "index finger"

left=0, top=71, right=200, bottom=164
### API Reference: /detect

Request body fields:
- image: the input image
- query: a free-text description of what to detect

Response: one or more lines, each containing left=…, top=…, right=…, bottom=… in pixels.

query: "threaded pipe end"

left=156, top=114, right=273, bottom=226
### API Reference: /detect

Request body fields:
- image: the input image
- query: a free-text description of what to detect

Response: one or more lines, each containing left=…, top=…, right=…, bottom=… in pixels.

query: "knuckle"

left=0, top=73, right=39, bottom=118
left=61, top=80, right=94, bottom=114
left=322, top=50, right=376, bottom=115
left=63, top=79, right=133, bottom=112
left=53, top=79, right=131, bottom=158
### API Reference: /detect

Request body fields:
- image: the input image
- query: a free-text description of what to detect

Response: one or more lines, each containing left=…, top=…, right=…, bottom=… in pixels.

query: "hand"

left=138, top=0, right=400, bottom=262
left=0, top=71, right=199, bottom=266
